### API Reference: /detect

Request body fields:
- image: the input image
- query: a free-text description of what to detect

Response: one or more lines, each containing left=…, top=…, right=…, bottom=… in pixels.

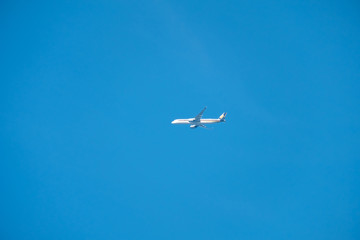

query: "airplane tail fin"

left=219, top=112, right=227, bottom=121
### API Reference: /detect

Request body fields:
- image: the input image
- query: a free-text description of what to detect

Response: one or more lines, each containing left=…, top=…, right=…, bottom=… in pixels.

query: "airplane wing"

left=194, top=107, right=207, bottom=121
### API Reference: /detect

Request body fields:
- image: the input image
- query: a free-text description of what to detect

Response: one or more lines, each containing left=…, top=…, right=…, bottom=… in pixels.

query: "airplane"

left=171, top=107, right=227, bottom=128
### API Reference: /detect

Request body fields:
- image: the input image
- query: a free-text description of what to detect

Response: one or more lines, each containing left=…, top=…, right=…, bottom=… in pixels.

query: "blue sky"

left=1, top=1, right=359, bottom=239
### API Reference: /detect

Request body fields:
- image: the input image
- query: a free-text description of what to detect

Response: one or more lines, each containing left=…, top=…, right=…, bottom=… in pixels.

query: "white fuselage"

left=172, top=108, right=226, bottom=128
left=171, top=118, right=222, bottom=124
